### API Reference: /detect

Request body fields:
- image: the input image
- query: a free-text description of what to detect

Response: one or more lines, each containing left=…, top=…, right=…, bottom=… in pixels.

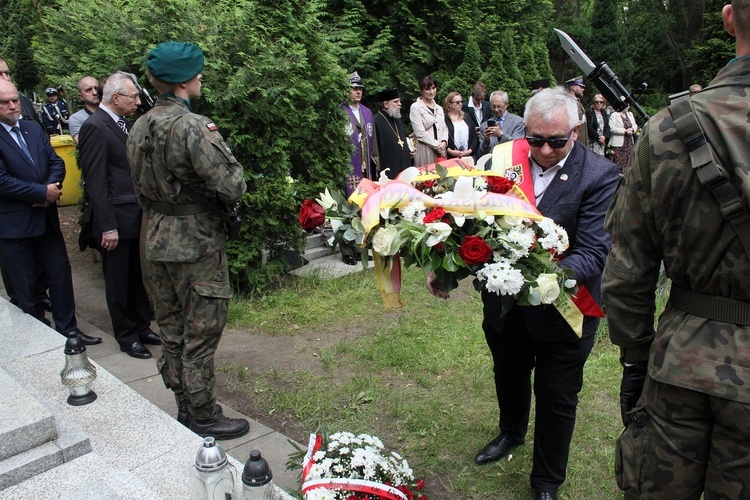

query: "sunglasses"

left=594, top=100, right=604, bottom=104
left=525, top=128, right=574, bottom=149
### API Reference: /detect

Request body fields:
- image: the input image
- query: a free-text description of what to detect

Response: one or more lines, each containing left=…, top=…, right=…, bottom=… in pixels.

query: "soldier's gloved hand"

left=620, top=360, right=648, bottom=426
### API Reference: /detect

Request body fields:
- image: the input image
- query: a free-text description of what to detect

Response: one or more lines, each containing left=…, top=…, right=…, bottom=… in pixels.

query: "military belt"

left=145, top=198, right=207, bottom=216
left=670, top=284, right=750, bottom=325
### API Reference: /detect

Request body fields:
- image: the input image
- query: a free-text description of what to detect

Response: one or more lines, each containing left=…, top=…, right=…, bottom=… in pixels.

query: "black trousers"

left=482, top=305, right=594, bottom=493
left=99, top=237, right=151, bottom=346
left=0, top=219, right=77, bottom=333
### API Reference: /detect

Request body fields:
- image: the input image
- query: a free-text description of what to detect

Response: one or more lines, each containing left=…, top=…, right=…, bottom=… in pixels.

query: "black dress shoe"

left=64, top=329, right=102, bottom=346
left=341, top=254, right=357, bottom=265
left=139, top=329, right=162, bottom=345
left=120, top=341, right=152, bottom=359
left=189, top=412, right=249, bottom=440
left=474, top=432, right=523, bottom=465
left=534, top=491, right=558, bottom=500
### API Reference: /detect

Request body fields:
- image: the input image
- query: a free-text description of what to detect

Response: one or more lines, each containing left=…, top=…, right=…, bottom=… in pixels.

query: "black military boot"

left=189, top=412, right=249, bottom=440
left=177, top=404, right=223, bottom=427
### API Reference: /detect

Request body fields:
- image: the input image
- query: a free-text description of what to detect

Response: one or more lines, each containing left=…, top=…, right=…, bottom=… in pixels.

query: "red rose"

left=396, top=485, right=415, bottom=500
left=486, top=175, right=516, bottom=194
left=423, top=207, right=446, bottom=224
left=416, top=479, right=425, bottom=491
left=299, top=199, right=325, bottom=232
left=458, top=235, right=493, bottom=265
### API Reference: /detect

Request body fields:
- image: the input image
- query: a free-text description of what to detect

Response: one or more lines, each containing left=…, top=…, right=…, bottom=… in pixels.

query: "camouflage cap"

left=147, top=42, right=204, bottom=83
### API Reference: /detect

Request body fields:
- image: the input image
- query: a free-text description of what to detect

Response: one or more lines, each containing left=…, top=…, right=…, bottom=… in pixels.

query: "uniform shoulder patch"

left=206, top=122, right=218, bottom=132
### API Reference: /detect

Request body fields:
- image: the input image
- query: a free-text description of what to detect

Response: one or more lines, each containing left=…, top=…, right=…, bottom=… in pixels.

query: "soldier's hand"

left=620, top=360, right=648, bottom=426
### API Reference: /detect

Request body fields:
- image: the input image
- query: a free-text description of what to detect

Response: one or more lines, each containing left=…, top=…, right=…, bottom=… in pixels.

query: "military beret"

left=147, top=42, right=204, bottom=83
left=529, top=78, right=550, bottom=90
left=45, top=87, right=58, bottom=95
left=376, top=88, right=400, bottom=102
left=565, top=76, right=585, bottom=87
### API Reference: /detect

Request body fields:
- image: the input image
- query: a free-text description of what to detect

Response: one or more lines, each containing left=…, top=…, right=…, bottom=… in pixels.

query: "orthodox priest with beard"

left=372, top=88, right=412, bottom=179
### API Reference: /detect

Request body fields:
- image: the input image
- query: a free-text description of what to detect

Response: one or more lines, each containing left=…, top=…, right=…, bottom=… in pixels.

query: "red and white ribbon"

left=302, top=478, right=407, bottom=500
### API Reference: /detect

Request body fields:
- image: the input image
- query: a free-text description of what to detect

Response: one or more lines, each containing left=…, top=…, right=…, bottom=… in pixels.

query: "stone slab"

left=0, top=367, right=56, bottom=461
left=290, top=253, right=374, bottom=278
left=0, top=452, right=159, bottom=499
left=0, top=302, right=65, bottom=362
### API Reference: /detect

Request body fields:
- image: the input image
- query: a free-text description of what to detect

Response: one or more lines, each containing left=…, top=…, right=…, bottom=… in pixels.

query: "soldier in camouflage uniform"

left=126, top=41, right=249, bottom=439
left=602, top=2, right=750, bottom=497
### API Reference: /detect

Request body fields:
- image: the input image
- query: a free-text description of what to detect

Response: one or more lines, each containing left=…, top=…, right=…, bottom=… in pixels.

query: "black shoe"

left=189, top=412, right=249, bottom=440
left=41, top=295, right=53, bottom=312
left=534, top=492, right=558, bottom=500
left=139, top=329, right=162, bottom=345
left=474, top=432, right=523, bottom=465
left=64, top=329, right=102, bottom=346
left=341, top=255, right=357, bottom=265
left=177, top=404, right=224, bottom=427
left=120, top=341, right=152, bottom=359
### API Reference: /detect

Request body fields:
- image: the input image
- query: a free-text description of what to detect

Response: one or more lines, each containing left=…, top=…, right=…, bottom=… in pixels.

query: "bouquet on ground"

left=296, top=432, right=426, bottom=500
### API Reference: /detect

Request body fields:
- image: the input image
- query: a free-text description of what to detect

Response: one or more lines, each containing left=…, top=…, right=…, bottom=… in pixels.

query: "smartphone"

left=487, top=118, right=497, bottom=128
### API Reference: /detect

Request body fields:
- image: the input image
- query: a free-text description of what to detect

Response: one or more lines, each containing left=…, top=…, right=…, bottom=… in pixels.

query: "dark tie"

left=11, top=126, right=34, bottom=163
left=117, top=118, right=128, bottom=135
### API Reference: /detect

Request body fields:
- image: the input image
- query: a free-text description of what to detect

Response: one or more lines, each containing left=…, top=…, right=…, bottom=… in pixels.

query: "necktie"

left=11, top=126, right=34, bottom=163
left=117, top=118, right=128, bottom=135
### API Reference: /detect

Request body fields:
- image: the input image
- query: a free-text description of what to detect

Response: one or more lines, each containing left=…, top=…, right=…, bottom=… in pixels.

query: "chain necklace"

left=378, top=111, right=404, bottom=149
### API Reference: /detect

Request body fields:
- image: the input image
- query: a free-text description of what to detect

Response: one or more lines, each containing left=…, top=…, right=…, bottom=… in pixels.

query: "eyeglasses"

left=116, top=92, right=140, bottom=100
left=593, top=100, right=604, bottom=104
left=451, top=100, right=462, bottom=104
left=490, top=103, right=507, bottom=110
left=525, top=128, right=575, bottom=149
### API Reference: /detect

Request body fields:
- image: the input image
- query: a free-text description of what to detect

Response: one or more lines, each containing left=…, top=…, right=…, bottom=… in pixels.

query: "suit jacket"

left=483, top=141, right=621, bottom=341
left=608, top=110, right=638, bottom=148
left=585, top=108, right=611, bottom=145
left=478, top=112, right=525, bottom=155
left=445, top=115, right=480, bottom=161
left=0, top=120, right=65, bottom=239
left=462, top=100, right=492, bottom=129
left=78, top=108, right=142, bottom=240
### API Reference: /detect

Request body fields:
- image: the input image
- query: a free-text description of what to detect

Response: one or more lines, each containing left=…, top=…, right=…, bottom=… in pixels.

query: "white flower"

left=316, top=189, right=337, bottom=211
left=534, top=273, right=561, bottom=304
left=372, top=226, right=400, bottom=256
left=435, top=175, right=482, bottom=227
left=476, top=259, right=525, bottom=295
left=537, top=218, right=569, bottom=255
left=425, top=222, right=452, bottom=247
left=399, top=200, right=426, bottom=223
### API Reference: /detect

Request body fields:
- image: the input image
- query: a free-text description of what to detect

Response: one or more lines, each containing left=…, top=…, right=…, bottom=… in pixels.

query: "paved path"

left=0, top=234, right=302, bottom=494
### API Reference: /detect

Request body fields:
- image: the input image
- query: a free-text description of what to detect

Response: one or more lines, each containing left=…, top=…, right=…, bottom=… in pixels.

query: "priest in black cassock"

left=372, top=88, right=412, bottom=179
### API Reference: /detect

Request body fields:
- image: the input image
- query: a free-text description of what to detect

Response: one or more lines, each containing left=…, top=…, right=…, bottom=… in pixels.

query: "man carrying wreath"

left=427, top=87, right=620, bottom=500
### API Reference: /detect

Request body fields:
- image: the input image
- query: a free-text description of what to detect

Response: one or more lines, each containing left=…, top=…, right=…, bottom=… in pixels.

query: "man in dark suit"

left=462, top=80, right=492, bottom=133
left=0, top=79, right=100, bottom=345
left=428, top=87, right=620, bottom=499
left=78, top=71, right=157, bottom=359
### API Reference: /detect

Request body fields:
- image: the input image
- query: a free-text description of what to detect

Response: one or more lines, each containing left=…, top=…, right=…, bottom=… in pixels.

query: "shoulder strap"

left=668, top=96, right=750, bottom=255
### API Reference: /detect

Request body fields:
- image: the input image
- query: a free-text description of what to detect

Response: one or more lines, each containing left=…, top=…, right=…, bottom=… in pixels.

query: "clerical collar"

left=163, top=93, right=192, bottom=112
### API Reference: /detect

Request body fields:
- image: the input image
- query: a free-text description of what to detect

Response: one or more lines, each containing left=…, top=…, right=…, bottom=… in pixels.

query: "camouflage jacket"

left=126, top=96, right=246, bottom=263
left=602, top=56, right=750, bottom=403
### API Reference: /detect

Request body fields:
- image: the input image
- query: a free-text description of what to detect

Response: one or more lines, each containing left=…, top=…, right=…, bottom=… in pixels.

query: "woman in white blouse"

left=410, top=75, right=449, bottom=167
left=443, top=91, right=478, bottom=164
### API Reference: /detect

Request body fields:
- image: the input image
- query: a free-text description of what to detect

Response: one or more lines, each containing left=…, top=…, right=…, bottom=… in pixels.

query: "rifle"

left=555, top=29, right=650, bottom=122
left=128, top=74, right=157, bottom=114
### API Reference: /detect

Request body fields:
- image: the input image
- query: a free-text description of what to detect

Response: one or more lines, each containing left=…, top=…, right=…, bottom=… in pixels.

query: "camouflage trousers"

left=143, top=250, right=233, bottom=420
left=616, top=376, right=750, bottom=499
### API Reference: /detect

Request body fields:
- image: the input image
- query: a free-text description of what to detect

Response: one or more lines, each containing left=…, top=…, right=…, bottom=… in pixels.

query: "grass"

left=225, top=265, right=627, bottom=499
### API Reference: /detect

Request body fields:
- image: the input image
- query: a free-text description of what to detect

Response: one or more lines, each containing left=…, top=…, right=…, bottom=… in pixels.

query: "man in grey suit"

left=478, top=90, right=525, bottom=156
left=78, top=71, right=157, bottom=359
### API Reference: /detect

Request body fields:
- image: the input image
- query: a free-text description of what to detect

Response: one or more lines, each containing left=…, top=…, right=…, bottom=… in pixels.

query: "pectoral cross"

left=397, top=138, right=404, bottom=148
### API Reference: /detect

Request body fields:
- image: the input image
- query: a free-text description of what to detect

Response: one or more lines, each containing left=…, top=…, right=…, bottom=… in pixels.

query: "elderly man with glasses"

left=78, top=71, right=158, bottom=360
left=478, top=90, right=525, bottom=156
left=427, top=87, right=620, bottom=500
